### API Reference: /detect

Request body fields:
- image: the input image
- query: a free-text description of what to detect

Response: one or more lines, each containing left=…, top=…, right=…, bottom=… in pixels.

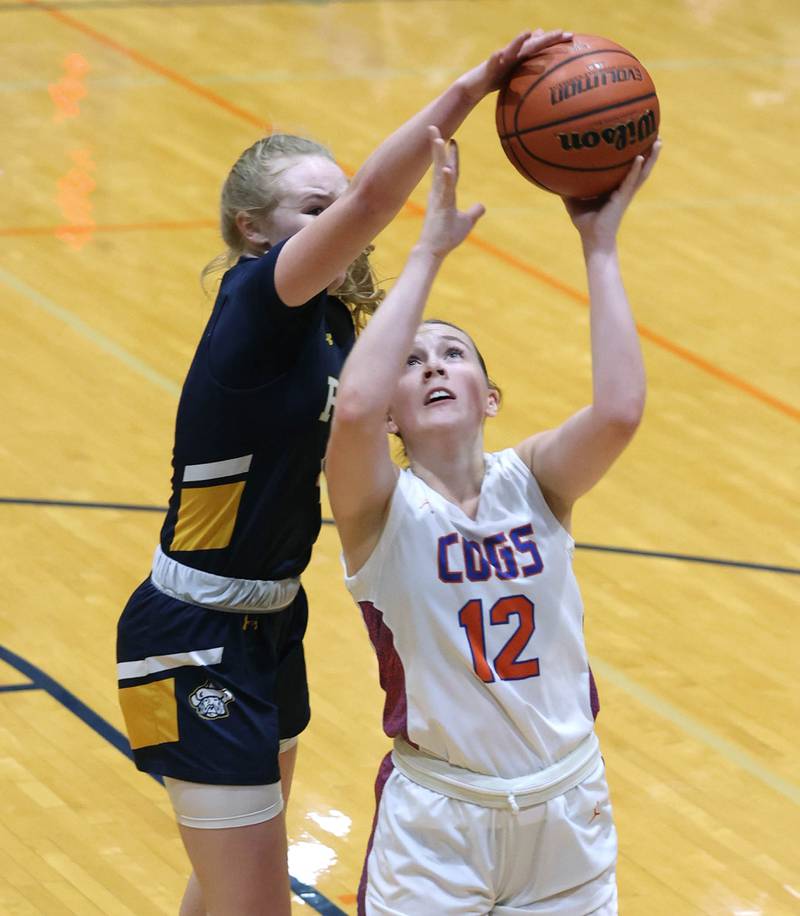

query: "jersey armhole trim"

left=343, top=473, right=408, bottom=594
left=502, top=448, right=576, bottom=548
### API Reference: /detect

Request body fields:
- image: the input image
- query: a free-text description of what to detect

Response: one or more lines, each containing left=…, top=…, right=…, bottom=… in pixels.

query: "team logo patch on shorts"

left=189, top=681, right=235, bottom=720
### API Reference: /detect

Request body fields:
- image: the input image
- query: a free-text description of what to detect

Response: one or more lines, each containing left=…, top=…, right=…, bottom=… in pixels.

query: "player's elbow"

left=598, top=390, right=646, bottom=435
left=333, top=387, right=384, bottom=429
left=349, top=169, right=405, bottom=221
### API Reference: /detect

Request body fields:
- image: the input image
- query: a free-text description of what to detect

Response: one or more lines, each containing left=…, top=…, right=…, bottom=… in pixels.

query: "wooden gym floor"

left=1, top=0, right=798, bottom=913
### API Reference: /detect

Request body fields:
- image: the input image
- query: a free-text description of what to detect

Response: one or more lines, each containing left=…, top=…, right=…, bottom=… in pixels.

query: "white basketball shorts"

left=363, top=755, right=618, bottom=915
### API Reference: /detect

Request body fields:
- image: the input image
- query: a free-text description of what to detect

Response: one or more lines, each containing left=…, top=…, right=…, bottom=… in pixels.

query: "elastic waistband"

left=391, top=732, right=601, bottom=813
left=150, top=546, right=300, bottom=613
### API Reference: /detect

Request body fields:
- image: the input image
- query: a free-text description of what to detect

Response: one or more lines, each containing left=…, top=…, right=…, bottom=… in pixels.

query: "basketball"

left=496, top=34, right=659, bottom=198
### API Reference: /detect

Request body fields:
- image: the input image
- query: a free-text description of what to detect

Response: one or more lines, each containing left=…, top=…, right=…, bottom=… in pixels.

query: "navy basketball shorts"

left=116, top=577, right=310, bottom=786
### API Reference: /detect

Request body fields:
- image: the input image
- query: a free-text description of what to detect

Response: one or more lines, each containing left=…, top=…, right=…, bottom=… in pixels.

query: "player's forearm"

left=348, top=82, right=476, bottom=217
left=585, top=244, right=646, bottom=425
left=336, top=246, right=443, bottom=422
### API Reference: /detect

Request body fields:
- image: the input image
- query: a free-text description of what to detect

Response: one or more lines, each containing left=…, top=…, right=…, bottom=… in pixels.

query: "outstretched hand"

left=564, top=139, right=662, bottom=248
left=418, top=127, right=485, bottom=258
left=461, top=28, right=573, bottom=102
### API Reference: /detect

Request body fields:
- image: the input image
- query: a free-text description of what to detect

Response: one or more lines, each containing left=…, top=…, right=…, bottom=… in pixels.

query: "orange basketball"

left=496, top=34, right=659, bottom=198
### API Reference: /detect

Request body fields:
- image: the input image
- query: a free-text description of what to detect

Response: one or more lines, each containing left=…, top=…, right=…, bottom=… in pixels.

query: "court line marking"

left=0, top=496, right=172, bottom=512
left=590, top=657, right=800, bottom=806
left=5, top=269, right=797, bottom=826
left=0, top=219, right=216, bottom=237
left=5, top=0, right=423, bottom=8
left=3, top=634, right=799, bottom=826
left=1, top=496, right=798, bottom=577
left=1, top=262, right=797, bottom=579
left=6, top=0, right=800, bottom=96
left=21, top=0, right=268, bottom=129
left=7, top=2, right=797, bottom=895
left=575, top=542, right=799, bottom=577
left=0, top=265, right=182, bottom=396
left=16, top=0, right=800, bottom=423
left=3, top=61, right=800, bottom=94
left=0, top=644, right=348, bottom=916
left=458, top=231, right=800, bottom=420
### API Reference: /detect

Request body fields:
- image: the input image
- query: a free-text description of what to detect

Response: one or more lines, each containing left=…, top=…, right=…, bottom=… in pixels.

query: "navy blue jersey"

left=159, top=240, right=354, bottom=581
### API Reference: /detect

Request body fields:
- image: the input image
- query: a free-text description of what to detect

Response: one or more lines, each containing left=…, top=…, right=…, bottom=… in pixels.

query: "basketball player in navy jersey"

left=115, top=29, right=574, bottom=916
left=326, top=130, right=660, bottom=914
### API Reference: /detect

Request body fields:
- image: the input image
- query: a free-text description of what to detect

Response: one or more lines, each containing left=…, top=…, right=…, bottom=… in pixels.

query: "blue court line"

left=0, top=645, right=347, bottom=915
left=2, top=495, right=797, bottom=576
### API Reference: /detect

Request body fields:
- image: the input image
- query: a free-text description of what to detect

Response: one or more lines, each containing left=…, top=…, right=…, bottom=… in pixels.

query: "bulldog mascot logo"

left=189, top=681, right=235, bottom=720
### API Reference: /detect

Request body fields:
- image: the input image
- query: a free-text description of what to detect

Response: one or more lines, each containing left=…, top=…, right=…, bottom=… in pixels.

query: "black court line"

left=0, top=644, right=348, bottom=916
left=576, top=543, right=799, bottom=576
left=2, top=495, right=797, bottom=576
left=0, top=496, right=168, bottom=512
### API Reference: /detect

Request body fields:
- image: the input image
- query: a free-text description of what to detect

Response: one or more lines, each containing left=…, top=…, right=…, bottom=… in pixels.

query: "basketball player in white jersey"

left=325, top=128, right=660, bottom=914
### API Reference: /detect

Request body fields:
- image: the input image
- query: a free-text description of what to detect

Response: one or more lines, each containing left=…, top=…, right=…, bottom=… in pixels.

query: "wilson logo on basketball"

left=495, top=33, right=660, bottom=198
left=557, top=109, right=658, bottom=153
left=549, top=67, right=645, bottom=106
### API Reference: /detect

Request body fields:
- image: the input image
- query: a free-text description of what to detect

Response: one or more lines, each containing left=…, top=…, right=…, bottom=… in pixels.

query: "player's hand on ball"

left=564, top=139, right=662, bottom=247
left=517, top=28, right=574, bottom=62
left=461, top=29, right=573, bottom=102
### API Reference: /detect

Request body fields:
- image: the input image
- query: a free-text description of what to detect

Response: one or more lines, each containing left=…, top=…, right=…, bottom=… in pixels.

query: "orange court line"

left=469, top=234, right=799, bottom=420
left=0, top=219, right=216, bottom=237
left=634, top=326, right=800, bottom=420
left=22, top=0, right=799, bottom=423
left=22, top=0, right=269, bottom=130
left=466, top=232, right=588, bottom=304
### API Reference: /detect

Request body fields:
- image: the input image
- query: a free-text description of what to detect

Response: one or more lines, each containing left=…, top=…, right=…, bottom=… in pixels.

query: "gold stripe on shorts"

left=119, top=677, right=179, bottom=749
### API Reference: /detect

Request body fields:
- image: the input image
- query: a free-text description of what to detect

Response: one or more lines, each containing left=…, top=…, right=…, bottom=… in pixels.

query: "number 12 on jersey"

left=458, top=595, right=540, bottom=683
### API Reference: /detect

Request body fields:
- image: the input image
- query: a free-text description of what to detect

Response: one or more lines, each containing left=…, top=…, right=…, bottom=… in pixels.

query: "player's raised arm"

left=326, top=130, right=484, bottom=574
left=516, top=141, right=661, bottom=524
left=273, top=29, right=571, bottom=307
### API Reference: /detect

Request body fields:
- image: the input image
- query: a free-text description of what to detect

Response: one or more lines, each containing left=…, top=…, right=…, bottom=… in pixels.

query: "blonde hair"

left=201, top=134, right=383, bottom=329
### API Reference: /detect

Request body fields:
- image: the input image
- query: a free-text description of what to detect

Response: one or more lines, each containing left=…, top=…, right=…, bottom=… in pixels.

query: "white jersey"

left=345, top=447, right=596, bottom=779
